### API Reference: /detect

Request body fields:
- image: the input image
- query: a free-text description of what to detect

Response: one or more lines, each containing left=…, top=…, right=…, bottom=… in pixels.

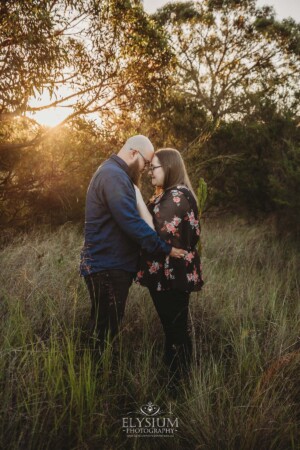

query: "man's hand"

left=170, top=247, right=187, bottom=259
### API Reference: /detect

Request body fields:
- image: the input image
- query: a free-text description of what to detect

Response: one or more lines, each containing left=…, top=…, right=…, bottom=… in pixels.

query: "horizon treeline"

left=1, top=0, right=299, bottom=238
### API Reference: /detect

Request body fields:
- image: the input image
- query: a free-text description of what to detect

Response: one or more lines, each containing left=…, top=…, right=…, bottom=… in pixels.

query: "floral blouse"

left=135, top=185, right=204, bottom=292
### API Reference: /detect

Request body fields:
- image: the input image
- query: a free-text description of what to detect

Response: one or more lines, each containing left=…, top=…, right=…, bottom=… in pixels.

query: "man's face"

left=128, top=158, right=142, bottom=186
left=128, top=148, right=154, bottom=186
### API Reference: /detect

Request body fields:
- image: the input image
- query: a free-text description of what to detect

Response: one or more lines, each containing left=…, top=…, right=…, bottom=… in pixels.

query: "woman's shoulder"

left=165, top=185, right=193, bottom=201
left=165, top=185, right=199, bottom=213
left=166, top=185, right=190, bottom=195
left=159, top=186, right=192, bottom=210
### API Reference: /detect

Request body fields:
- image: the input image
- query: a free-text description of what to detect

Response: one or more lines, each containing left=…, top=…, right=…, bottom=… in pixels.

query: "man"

left=80, top=135, right=185, bottom=348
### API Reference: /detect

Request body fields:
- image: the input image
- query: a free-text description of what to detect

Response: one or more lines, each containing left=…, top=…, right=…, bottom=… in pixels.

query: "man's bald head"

left=118, top=134, right=154, bottom=185
left=117, top=135, right=155, bottom=186
left=120, top=135, right=154, bottom=161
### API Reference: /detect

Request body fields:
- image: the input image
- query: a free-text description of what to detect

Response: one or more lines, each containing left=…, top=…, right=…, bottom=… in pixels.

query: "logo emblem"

left=122, top=401, right=178, bottom=437
left=140, top=401, right=160, bottom=416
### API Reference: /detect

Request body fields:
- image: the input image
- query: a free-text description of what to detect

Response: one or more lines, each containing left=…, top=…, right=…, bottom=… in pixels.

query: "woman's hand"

left=170, top=247, right=187, bottom=259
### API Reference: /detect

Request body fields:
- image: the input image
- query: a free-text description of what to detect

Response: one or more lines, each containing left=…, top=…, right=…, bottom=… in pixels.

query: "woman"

left=135, top=148, right=204, bottom=378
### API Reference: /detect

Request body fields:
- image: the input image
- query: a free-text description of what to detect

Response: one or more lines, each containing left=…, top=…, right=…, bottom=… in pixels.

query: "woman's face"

left=149, top=155, right=165, bottom=187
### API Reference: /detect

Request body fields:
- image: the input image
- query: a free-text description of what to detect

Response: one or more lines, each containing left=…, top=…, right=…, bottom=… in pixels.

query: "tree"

left=152, top=1, right=300, bottom=127
left=0, top=117, right=110, bottom=230
left=191, top=102, right=300, bottom=237
left=0, top=0, right=175, bottom=230
left=0, top=0, right=173, bottom=151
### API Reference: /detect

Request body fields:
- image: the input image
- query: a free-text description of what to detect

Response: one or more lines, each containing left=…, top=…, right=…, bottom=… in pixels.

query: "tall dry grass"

left=0, top=219, right=299, bottom=449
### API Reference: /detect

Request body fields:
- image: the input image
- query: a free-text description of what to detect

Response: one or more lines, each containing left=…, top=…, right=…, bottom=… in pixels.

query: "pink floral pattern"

left=135, top=186, right=204, bottom=292
left=187, top=267, right=200, bottom=283
left=186, top=211, right=199, bottom=229
left=162, top=215, right=182, bottom=235
left=136, top=270, right=144, bottom=280
left=148, top=261, right=161, bottom=274
left=164, top=268, right=175, bottom=280
left=172, top=216, right=181, bottom=226
left=184, top=252, right=195, bottom=263
left=163, top=221, right=177, bottom=234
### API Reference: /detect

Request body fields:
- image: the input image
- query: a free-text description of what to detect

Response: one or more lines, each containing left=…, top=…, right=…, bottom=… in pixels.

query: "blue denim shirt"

left=80, top=154, right=172, bottom=276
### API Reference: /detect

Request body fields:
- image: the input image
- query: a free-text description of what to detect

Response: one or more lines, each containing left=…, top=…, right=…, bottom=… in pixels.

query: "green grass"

left=0, top=219, right=299, bottom=449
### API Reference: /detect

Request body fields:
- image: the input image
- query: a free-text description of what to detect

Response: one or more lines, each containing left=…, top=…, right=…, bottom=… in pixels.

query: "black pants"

left=84, top=270, right=133, bottom=346
left=149, top=289, right=192, bottom=375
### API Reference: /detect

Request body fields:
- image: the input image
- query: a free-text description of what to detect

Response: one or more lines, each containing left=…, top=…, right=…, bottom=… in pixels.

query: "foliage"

left=0, top=118, right=109, bottom=230
left=0, top=0, right=300, bottom=237
left=197, top=177, right=207, bottom=218
left=152, top=0, right=300, bottom=124
left=0, top=0, right=173, bottom=151
left=0, top=221, right=300, bottom=448
left=0, top=0, right=70, bottom=119
left=190, top=105, right=300, bottom=236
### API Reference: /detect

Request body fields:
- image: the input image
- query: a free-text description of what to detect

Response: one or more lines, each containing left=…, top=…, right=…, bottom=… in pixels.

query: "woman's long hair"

left=155, top=148, right=197, bottom=200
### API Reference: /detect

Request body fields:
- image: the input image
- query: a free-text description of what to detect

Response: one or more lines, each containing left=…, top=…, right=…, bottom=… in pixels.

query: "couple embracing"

left=80, top=135, right=203, bottom=380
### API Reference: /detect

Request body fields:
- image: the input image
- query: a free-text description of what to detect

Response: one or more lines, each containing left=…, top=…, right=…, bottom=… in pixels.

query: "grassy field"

left=0, top=219, right=300, bottom=450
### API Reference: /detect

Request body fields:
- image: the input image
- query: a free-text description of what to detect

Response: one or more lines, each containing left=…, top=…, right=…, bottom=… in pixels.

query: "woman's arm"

left=134, top=185, right=155, bottom=230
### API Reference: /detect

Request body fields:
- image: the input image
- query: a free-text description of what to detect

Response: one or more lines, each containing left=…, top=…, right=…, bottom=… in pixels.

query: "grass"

left=0, top=219, right=299, bottom=449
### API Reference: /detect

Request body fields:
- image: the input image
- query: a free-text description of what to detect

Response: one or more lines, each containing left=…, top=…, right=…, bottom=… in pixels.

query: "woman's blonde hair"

left=155, top=148, right=197, bottom=200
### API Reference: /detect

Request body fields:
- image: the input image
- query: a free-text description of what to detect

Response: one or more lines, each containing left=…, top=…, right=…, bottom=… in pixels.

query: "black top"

left=135, top=185, right=204, bottom=292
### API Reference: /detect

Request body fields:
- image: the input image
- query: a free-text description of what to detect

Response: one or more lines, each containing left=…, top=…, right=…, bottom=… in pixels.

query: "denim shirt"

left=80, top=154, right=172, bottom=276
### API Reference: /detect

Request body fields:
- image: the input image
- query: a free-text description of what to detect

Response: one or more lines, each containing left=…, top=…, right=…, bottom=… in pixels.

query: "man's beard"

left=128, top=159, right=141, bottom=187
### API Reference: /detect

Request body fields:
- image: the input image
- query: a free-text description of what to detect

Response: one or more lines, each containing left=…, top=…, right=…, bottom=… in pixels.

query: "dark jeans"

left=149, top=289, right=192, bottom=375
left=84, top=270, right=133, bottom=346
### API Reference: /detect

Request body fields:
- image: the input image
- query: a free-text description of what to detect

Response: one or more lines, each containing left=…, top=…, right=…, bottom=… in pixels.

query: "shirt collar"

left=110, top=154, right=130, bottom=175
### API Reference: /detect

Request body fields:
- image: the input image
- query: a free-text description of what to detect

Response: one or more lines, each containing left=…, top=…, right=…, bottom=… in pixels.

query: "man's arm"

left=101, top=173, right=172, bottom=255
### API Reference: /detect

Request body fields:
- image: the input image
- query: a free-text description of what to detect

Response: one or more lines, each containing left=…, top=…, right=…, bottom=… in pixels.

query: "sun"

left=27, top=87, right=102, bottom=127
left=27, top=88, right=73, bottom=127
left=28, top=106, right=73, bottom=128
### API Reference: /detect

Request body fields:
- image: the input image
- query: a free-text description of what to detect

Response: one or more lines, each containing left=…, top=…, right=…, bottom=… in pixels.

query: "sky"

left=30, top=0, right=300, bottom=127
left=143, top=0, right=300, bottom=21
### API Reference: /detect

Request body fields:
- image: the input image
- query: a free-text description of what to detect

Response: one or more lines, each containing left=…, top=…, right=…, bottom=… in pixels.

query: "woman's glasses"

left=149, top=165, right=162, bottom=172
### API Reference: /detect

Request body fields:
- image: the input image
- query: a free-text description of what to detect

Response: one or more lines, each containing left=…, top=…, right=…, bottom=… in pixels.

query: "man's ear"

left=130, top=149, right=138, bottom=161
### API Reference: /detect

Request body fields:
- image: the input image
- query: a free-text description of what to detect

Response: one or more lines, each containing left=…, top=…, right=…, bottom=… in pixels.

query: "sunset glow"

left=28, top=106, right=73, bottom=127
left=27, top=89, right=73, bottom=127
